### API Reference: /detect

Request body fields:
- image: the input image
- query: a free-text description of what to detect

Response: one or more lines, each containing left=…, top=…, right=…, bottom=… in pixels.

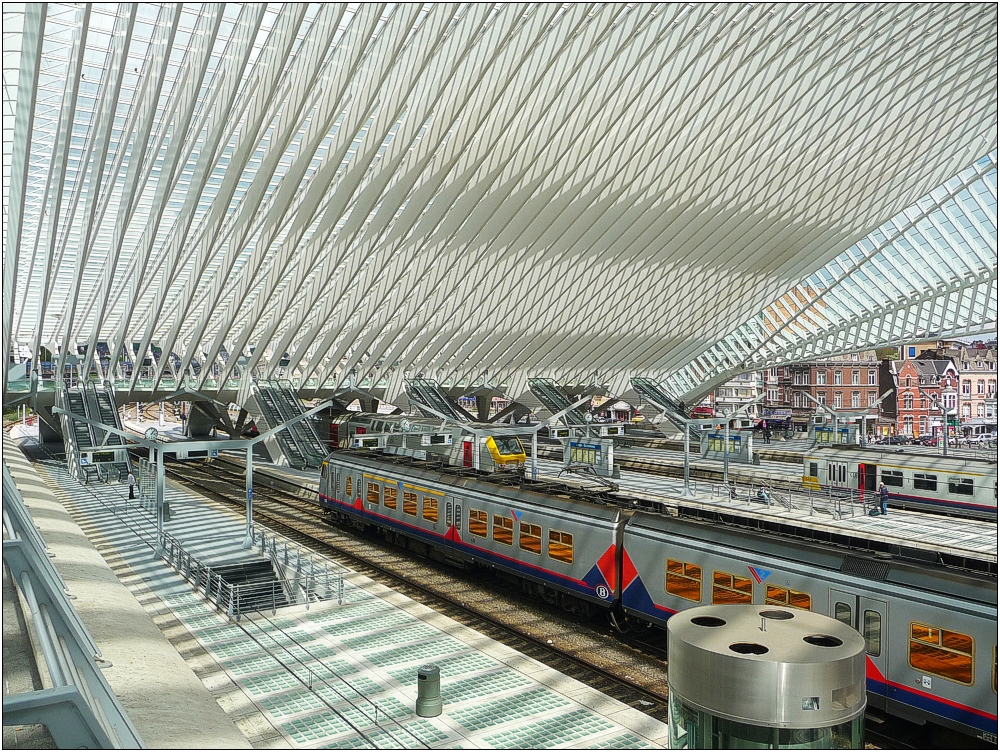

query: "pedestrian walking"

left=878, top=481, right=889, bottom=516
left=128, top=470, right=136, bottom=500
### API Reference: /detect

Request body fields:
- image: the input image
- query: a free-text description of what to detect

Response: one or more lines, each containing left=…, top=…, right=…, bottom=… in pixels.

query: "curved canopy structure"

left=3, top=3, right=997, bottom=400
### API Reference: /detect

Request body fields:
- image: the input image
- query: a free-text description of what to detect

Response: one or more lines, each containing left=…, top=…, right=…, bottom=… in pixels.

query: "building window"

left=903, top=393, right=913, bottom=409
left=817, top=394, right=826, bottom=405
left=977, top=380, right=985, bottom=394
left=852, top=371, right=860, bottom=385
left=978, top=403, right=986, bottom=418
left=962, top=404, right=971, bottom=418
left=851, top=392, right=860, bottom=408
left=905, top=377, right=912, bottom=387
left=868, top=392, right=876, bottom=407
left=834, top=392, right=843, bottom=409
left=962, top=381, right=971, bottom=395
left=868, top=370, right=876, bottom=385
left=834, top=371, right=842, bottom=385
left=919, top=417, right=927, bottom=434
left=908, top=346, right=916, bottom=357
left=903, top=416, right=913, bottom=435
left=817, top=372, right=827, bottom=386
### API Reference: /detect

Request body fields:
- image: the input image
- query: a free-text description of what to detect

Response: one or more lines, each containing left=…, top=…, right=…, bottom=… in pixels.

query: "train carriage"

left=319, top=452, right=622, bottom=610
left=621, top=513, right=998, bottom=742
left=802, top=446, right=997, bottom=519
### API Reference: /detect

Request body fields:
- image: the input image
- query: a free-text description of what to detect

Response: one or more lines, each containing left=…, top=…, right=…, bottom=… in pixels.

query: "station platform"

left=535, top=459, right=997, bottom=563
left=5, top=434, right=671, bottom=749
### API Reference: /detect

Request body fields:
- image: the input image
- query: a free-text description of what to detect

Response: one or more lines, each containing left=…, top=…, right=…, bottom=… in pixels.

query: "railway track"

left=161, top=456, right=673, bottom=722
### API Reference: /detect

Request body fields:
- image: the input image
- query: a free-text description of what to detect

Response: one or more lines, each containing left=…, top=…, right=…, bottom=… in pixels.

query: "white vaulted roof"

left=3, top=3, right=997, bottom=399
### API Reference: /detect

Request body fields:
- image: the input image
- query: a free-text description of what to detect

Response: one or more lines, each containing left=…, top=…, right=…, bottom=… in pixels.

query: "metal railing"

left=2, top=461, right=144, bottom=748
left=157, top=529, right=346, bottom=621
left=712, top=478, right=871, bottom=520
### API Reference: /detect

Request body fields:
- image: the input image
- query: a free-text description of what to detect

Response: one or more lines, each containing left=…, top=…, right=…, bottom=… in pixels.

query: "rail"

left=2, top=462, right=145, bottom=748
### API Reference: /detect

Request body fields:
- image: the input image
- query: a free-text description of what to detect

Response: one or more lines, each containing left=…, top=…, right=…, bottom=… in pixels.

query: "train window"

left=366, top=482, right=380, bottom=505
left=834, top=602, right=852, bottom=626
left=765, top=585, right=811, bottom=611
left=948, top=477, right=975, bottom=496
left=666, top=559, right=702, bottom=602
left=712, top=571, right=753, bottom=605
left=493, top=515, right=513, bottom=546
left=519, top=523, right=542, bottom=554
left=908, top=622, right=974, bottom=685
left=468, top=509, right=488, bottom=538
left=548, top=530, right=573, bottom=564
left=880, top=470, right=903, bottom=487
left=383, top=485, right=397, bottom=510
left=863, top=610, right=881, bottom=657
left=345, top=475, right=352, bottom=498
left=808, top=462, right=818, bottom=478
left=403, top=491, right=418, bottom=516
left=422, top=496, right=439, bottom=523
left=912, top=473, right=937, bottom=491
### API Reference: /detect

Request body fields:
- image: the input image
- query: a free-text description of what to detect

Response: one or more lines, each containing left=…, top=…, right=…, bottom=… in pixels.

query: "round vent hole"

left=691, top=616, right=727, bottom=627
left=729, top=642, right=769, bottom=655
left=803, top=634, right=843, bottom=648
left=759, top=610, right=794, bottom=620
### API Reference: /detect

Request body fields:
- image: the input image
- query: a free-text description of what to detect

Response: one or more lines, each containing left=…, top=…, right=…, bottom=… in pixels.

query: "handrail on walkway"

left=2, top=461, right=145, bottom=749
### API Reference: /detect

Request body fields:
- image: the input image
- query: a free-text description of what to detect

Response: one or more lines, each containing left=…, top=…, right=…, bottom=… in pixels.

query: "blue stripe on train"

left=869, top=677, right=997, bottom=735
left=887, top=492, right=995, bottom=514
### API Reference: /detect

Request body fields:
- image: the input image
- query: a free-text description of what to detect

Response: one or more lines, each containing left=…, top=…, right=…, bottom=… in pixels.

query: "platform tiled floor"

left=31, top=455, right=670, bottom=749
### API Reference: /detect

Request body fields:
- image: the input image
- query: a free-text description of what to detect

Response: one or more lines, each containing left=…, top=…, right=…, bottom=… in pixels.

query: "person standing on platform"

left=878, top=481, right=889, bottom=516
left=128, top=470, right=136, bottom=500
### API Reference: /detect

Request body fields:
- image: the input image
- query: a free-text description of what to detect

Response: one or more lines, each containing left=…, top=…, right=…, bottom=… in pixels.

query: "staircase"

left=213, top=560, right=289, bottom=615
left=631, top=377, right=701, bottom=441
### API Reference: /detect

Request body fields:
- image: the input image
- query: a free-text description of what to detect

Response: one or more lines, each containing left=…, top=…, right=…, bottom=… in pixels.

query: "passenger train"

left=318, top=446, right=998, bottom=742
left=802, top=446, right=998, bottom=520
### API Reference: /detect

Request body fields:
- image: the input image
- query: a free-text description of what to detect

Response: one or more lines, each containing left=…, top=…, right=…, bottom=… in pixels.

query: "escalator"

left=63, top=387, right=101, bottom=483
left=631, top=377, right=702, bottom=441
left=405, top=378, right=473, bottom=421
left=274, top=382, right=326, bottom=466
left=88, top=383, right=131, bottom=479
left=254, top=384, right=308, bottom=469
left=527, top=377, right=589, bottom=425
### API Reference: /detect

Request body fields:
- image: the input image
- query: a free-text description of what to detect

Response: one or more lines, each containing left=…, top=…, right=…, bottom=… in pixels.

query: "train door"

left=859, top=596, right=889, bottom=709
left=462, top=439, right=473, bottom=468
left=827, top=462, right=848, bottom=488
left=858, top=464, right=877, bottom=492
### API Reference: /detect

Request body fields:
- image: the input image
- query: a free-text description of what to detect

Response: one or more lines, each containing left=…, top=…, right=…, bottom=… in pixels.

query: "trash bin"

left=416, top=664, right=442, bottom=717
